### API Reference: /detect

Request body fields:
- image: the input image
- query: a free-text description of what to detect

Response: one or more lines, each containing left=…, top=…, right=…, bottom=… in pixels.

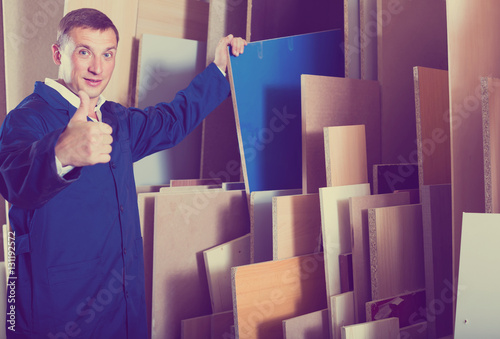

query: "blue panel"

left=229, top=30, right=344, bottom=194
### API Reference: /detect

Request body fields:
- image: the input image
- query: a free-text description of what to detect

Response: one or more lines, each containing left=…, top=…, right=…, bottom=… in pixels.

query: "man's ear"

left=52, top=44, right=62, bottom=66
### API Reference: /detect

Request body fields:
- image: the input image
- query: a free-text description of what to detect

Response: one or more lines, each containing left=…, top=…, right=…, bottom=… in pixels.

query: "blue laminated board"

left=228, top=30, right=344, bottom=195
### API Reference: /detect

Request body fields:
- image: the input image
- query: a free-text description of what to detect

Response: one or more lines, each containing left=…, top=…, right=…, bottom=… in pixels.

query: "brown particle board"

left=446, top=2, right=500, bottom=321
left=345, top=0, right=361, bottom=79
left=377, top=0, right=448, bottom=163
left=350, top=192, right=411, bottom=323
left=232, top=253, right=327, bottom=339
left=369, top=204, right=425, bottom=300
left=301, top=75, right=381, bottom=194
left=64, top=0, right=139, bottom=106
left=282, top=309, right=330, bottom=339
left=272, top=193, right=322, bottom=260
left=482, top=77, right=500, bottom=213
left=324, top=125, right=368, bottom=187
left=342, top=317, right=400, bottom=339
left=421, top=184, right=453, bottom=339
left=359, top=0, right=377, bottom=80
left=413, top=67, right=450, bottom=188
left=170, top=178, right=223, bottom=187
left=152, top=190, right=250, bottom=338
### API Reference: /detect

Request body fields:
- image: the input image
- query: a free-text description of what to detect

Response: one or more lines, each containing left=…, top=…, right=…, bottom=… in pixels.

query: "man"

left=0, top=8, right=246, bottom=338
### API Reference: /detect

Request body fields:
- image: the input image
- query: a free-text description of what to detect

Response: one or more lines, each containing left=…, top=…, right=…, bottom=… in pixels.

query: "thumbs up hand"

left=55, top=91, right=113, bottom=167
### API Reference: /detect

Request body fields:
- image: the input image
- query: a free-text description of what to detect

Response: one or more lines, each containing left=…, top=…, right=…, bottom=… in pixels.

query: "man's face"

left=52, top=26, right=117, bottom=102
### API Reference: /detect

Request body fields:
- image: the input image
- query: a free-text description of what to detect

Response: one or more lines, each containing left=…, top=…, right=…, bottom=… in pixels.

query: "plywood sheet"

left=369, top=204, right=425, bottom=300
left=282, top=309, right=330, bottom=339
left=414, top=67, right=450, bottom=188
left=331, top=291, right=355, bottom=339
left=133, top=34, right=207, bottom=186
left=319, top=184, right=370, bottom=298
left=250, top=189, right=302, bottom=263
left=200, top=0, right=247, bottom=183
left=203, top=234, right=251, bottom=313
left=232, top=253, right=327, bottom=339
left=324, top=125, right=368, bottom=188
left=345, top=0, right=360, bottom=79
left=342, top=317, right=399, bottom=339
left=181, top=314, right=211, bottom=339
left=350, top=192, right=411, bottom=323
left=446, top=4, right=500, bottom=317
left=152, top=190, right=250, bottom=339
left=135, top=0, right=209, bottom=42
left=366, top=289, right=426, bottom=328
left=302, top=75, right=380, bottom=194
left=228, top=30, right=344, bottom=195
left=454, top=213, right=500, bottom=338
left=421, top=184, right=453, bottom=339
left=373, top=164, right=418, bottom=194
left=272, top=193, right=321, bottom=260
left=359, top=0, right=377, bottom=80
left=246, top=0, right=343, bottom=42
left=64, top=0, right=139, bottom=106
left=378, top=0, right=447, bottom=163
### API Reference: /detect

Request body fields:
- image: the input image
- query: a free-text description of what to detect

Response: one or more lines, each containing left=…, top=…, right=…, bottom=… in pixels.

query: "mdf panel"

left=455, top=213, right=500, bottom=338
left=232, top=253, right=327, bottom=339
left=482, top=77, right=500, bottom=213
left=369, top=204, right=425, bottom=300
left=366, top=289, right=426, bottom=328
left=3, top=0, right=64, bottom=112
left=319, top=184, right=370, bottom=299
left=446, top=0, right=500, bottom=320
left=64, top=0, right=139, bottom=106
left=331, top=292, right=355, bottom=339
left=133, top=34, right=207, bottom=186
left=342, top=317, right=399, bottom=339
left=378, top=0, right=447, bottom=163
left=282, top=309, right=330, bottom=339
left=414, top=67, right=450, bottom=188
left=349, top=192, right=410, bottom=323
left=171, top=178, right=222, bottom=187
left=152, top=190, right=250, bottom=339
left=421, top=184, right=453, bottom=339
left=324, top=125, right=368, bottom=187
left=272, top=193, right=321, bottom=260
left=228, top=30, right=344, bottom=195
left=181, top=314, right=212, bottom=339
left=345, top=0, right=360, bottom=79
left=203, top=234, right=251, bottom=313
left=200, top=0, right=247, bottom=183
left=246, top=0, right=343, bottom=42
left=251, top=189, right=302, bottom=263
left=211, top=311, right=234, bottom=339
left=301, top=75, right=380, bottom=194
left=135, top=0, right=209, bottom=42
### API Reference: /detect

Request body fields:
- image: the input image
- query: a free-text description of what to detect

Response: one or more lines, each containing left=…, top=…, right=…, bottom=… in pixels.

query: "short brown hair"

left=56, top=8, right=119, bottom=47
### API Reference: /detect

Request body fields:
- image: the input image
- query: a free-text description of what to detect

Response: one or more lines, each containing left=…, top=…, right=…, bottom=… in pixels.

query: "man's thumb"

left=72, top=90, right=91, bottom=121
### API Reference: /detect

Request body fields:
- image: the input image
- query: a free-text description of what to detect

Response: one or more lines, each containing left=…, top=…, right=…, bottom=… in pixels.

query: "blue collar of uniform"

left=33, top=81, right=78, bottom=117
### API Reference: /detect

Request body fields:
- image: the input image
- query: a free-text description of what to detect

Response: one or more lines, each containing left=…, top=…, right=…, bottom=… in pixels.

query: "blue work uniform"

left=0, top=63, right=230, bottom=338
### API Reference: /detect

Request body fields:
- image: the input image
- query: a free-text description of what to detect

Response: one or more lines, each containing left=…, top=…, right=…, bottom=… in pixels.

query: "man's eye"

left=79, top=50, right=89, bottom=56
left=104, top=52, right=112, bottom=58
